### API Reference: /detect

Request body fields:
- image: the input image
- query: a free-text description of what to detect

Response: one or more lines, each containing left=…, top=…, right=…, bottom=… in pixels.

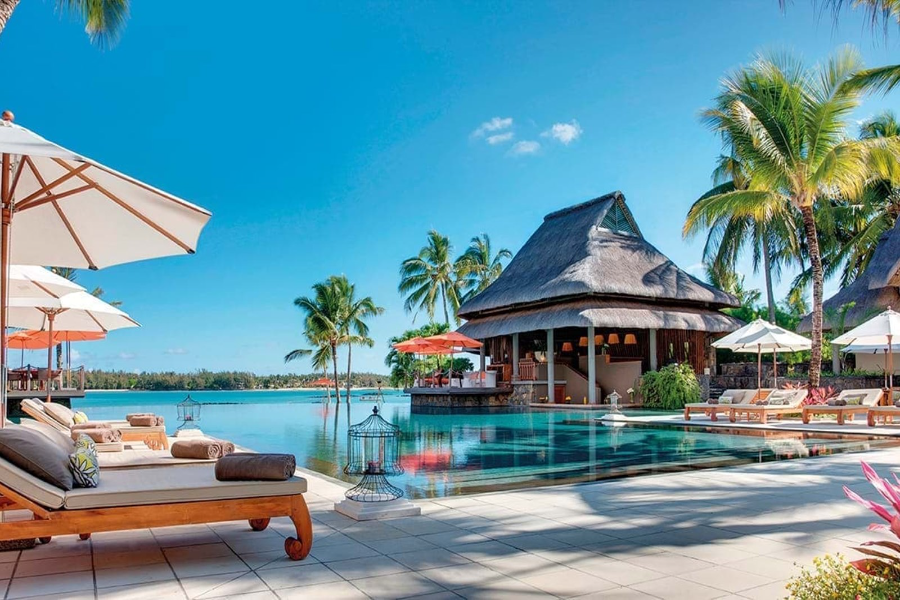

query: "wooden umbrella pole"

left=773, top=350, right=778, bottom=389
left=890, top=334, right=894, bottom=403
left=0, top=151, right=10, bottom=427
left=757, top=344, right=762, bottom=392
left=45, top=313, right=54, bottom=403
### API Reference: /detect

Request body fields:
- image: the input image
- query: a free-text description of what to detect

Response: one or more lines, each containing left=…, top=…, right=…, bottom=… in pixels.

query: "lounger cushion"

left=0, top=454, right=65, bottom=509
left=43, top=403, right=75, bottom=428
left=64, top=465, right=307, bottom=509
left=18, top=419, right=75, bottom=455
left=0, top=427, right=73, bottom=490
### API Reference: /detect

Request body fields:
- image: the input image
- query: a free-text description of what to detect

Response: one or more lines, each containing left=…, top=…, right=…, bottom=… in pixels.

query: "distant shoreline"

left=86, top=387, right=400, bottom=393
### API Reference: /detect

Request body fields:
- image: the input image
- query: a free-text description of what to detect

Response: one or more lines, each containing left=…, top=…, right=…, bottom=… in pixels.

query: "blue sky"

left=1, top=1, right=897, bottom=375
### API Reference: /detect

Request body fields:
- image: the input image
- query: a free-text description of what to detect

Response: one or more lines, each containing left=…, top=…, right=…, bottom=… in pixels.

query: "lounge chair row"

left=684, top=388, right=886, bottom=425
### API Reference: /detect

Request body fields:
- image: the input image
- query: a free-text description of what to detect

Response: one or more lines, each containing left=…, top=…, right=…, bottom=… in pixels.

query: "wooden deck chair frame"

left=20, top=401, right=169, bottom=450
left=868, top=406, right=900, bottom=427
left=0, top=481, right=314, bottom=560
left=801, top=390, right=885, bottom=425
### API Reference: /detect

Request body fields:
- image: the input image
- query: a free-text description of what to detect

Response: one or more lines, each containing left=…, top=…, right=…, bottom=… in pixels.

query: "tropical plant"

left=385, top=322, right=449, bottom=388
left=787, top=553, right=900, bottom=599
left=0, top=0, right=129, bottom=47
left=843, top=461, right=900, bottom=582
left=329, top=275, right=383, bottom=403
left=685, top=152, right=800, bottom=322
left=291, top=279, right=346, bottom=403
left=285, top=330, right=334, bottom=402
left=637, top=363, right=701, bottom=409
left=699, top=47, right=900, bottom=387
left=399, top=230, right=462, bottom=325
left=455, top=234, right=512, bottom=302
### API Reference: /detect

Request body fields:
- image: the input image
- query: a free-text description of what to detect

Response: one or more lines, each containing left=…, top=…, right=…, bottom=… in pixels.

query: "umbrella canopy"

left=424, top=331, right=483, bottom=350
left=7, top=292, right=139, bottom=332
left=841, top=344, right=900, bottom=354
left=8, top=265, right=84, bottom=299
left=713, top=319, right=812, bottom=353
left=833, top=308, right=900, bottom=346
left=8, top=329, right=105, bottom=349
left=391, top=337, right=438, bottom=353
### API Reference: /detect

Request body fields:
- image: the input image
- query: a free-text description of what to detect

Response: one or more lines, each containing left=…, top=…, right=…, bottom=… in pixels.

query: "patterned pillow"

left=844, top=394, right=866, bottom=406
left=718, top=396, right=734, bottom=405
left=69, top=447, right=99, bottom=488
left=73, top=434, right=96, bottom=455
left=72, top=411, right=89, bottom=425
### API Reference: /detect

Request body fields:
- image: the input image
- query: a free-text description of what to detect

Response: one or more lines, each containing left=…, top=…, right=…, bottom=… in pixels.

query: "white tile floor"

left=1, top=447, right=897, bottom=599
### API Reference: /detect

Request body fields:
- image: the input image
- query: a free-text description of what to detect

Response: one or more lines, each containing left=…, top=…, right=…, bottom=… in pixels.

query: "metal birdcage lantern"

left=344, top=406, right=404, bottom=502
left=177, top=394, right=201, bottom=430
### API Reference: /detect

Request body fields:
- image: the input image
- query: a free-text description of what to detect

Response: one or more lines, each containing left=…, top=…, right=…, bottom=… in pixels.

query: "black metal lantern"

left=344, top=406, right=404, bottom=502
left=177, top=394, right=201, bottom=430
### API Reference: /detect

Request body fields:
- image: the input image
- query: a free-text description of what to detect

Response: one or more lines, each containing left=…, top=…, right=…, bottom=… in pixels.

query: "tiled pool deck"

left=0, top=444, right=896, bottom=600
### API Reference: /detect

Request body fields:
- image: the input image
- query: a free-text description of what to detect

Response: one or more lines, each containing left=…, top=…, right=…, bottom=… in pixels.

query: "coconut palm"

left=399, top=230, right=462, bottom=325
left=285, top=331, right=334, bottom=403
left=685, top=152, right=800, bottom=322
left=0, top=0, right=129, bottom=47
left=292, top=280, right=345, bottom=403
left=456, top=234, right=512, bottom=302
left=698, top=47, right=900, bottom=386
left=329, top=275, right=383, bottom=403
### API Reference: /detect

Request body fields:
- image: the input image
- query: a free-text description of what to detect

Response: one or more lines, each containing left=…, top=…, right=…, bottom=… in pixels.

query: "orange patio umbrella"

left=9, top=330, right=106, bottom=349
left=311, top=377, right=335, bottom=387
left=391, top=337, right=438, bottom=352
left=423, top=331, right=482, bottom=349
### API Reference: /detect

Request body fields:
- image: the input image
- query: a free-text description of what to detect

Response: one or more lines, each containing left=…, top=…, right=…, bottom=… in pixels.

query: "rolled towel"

left=126, top=413, right=153, bottom=420
left=171, top=438, right=223, bottom=459
left=72, top=428, right=121, bottom=443
left=72, top=422, right=111, bottom=431
left=215, top=453, right=296, bottom=481
left=154, top=416, right=165, bottom=426
left=128, top=415, right=158, bottom=427
left=214, top=438, right=235, bottom=455
left=707, top=399, right=718, bottom=405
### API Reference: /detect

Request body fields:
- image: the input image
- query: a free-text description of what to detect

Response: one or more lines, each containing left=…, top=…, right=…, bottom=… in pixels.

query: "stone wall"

left=712, top=362, right=884, bottom=394
left=409, top=388, right=525, bottom=412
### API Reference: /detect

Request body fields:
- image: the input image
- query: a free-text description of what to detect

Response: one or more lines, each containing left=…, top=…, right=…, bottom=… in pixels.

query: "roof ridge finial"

left=1, top=110, right=13, bottom=123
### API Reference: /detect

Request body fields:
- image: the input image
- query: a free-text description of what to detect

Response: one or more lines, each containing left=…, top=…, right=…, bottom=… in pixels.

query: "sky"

left=0, top=1, right=898, bottom=375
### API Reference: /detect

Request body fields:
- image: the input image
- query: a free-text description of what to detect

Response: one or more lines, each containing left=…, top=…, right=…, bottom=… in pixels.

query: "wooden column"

left=479, top=343, right=486, bottom=387
left=512, top=333, right=519, bottom=381
left=587, top=324, right=597, bottom=404
left=547, top=329, right=555, bottom=403
left=649, top=329, right=658, bottom=371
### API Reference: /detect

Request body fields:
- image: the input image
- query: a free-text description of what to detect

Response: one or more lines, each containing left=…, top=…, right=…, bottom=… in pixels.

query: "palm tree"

left=329, top=275, right=383, bottom=403
left=399, top=230, right=462, bottom=325
left=456, top=234, right=512, bottom=302
left=285, top=331, right=334, bottom=403
left=685, top=153, right=800, bottom=322
left=698, top=48, right=899, bottom=387
left=0, top=0, right=129, bottom=47
left=292, top=280, right=345, bottom=403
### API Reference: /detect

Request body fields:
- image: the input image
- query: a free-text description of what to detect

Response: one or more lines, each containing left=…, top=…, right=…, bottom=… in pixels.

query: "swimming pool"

left=76, top=390, right=900, bottom=499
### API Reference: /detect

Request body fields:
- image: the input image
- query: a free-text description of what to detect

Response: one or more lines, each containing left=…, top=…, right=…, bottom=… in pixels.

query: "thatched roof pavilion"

left=799, top=220, right=900, bottom=333
left=457, top=192, right=741, bottom=404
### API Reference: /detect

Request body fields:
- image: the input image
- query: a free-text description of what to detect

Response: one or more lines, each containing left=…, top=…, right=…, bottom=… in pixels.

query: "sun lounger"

left=682, top=389, right=762, bottom=421
left=21, top=399, right=168, bottom=450
left=802, top=389, right=884, bottom=425
left=868, top=405, right=900, bottom=426
left=0, top=458, right=313, bottom=560
left=728, top=389, right=809, bottom=424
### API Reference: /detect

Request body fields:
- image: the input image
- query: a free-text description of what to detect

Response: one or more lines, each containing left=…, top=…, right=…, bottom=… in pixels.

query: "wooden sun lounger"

left=22, top=399, right=168, bottom=450
left=868, top=406, right=900, bottom=427
left=802, top=389, right=884, bottom=425
left=728, top=390, right=808, bottom=424
left=683, top=389, right=770, bottom=421
left=0, top=462, right=313, bottom=560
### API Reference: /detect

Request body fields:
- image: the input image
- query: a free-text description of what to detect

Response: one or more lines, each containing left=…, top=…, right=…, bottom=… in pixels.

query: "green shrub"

left=637, top=363, right=700, bottom=409
left=786, top=554, right=900, bottom=599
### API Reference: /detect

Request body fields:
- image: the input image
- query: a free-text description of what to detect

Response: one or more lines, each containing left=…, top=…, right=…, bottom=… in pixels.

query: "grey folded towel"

left=215, top=453, right=296, bottom=481
left=171, top=438, right=223, bottom=459
left=72, top=428, right=121, bottom=443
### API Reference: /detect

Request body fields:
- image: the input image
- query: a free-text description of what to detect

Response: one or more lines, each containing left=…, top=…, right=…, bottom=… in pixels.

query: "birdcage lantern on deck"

left=344, top=406, right=404, bottom=502
left=177, top=394, right=201, bottom=430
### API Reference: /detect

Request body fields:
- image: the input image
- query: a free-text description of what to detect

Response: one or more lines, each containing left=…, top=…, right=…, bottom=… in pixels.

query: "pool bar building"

left=456, top=192, right=742, bottom=404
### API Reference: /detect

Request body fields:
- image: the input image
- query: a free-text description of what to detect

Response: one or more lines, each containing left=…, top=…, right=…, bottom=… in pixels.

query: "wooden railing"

left=517, top=360, right=536, bottom=381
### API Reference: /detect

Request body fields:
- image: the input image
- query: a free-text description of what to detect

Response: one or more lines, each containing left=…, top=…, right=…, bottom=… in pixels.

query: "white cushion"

left=0, top=454, right=66, bottom=509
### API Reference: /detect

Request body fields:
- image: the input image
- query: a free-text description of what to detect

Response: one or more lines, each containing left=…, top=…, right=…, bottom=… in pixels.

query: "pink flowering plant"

left=843, top=461, right=900, bottom=581
left=783, top=382, right=837, bottom=406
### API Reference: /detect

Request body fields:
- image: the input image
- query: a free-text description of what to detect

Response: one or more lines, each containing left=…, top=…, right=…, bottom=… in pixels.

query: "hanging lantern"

left=176, top=394, right=201, bottom=430
left=343, top=406, right=404, bottom=502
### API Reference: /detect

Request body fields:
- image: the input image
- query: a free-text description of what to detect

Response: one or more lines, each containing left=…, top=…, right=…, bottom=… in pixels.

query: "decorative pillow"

left=0, top=426, right=73, bottom=490
left=843, top=394, right=866, bottom=406
left=827, top=398, right=839, bottom=406
left=18, top=419, right=75, bottom=454
left=767, top=397, right=788, bottom=406
left=68, top=447, right=99, bottom=488
left=72, top=411, right=89, bottom=425
left=73, top=434, right=96, bottom=456
left=718, top=396, right=734, bottom=405
left=707, top=399, right=718, bottom=405
left=43, top=402, right=76, bottom=427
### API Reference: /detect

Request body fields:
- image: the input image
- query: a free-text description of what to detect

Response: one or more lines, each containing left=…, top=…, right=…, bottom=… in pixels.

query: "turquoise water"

left=75, top=390, right=900, bottom=499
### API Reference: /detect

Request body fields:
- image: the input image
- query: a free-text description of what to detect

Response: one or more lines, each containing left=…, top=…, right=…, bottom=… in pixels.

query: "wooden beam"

left=15, top=160, right=90, bottom=206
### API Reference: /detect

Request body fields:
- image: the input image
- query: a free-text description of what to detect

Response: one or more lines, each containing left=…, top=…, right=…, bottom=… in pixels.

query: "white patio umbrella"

left=713, top=319, right=812, bottom=389
left=7, top=292, right=139, bottom=401
left=833, top=308, right=900, bottom=392
left=0, top=114, right=211, bottom=421
left=841, top=344, right=900, bottom=389
left=8, top=265, right=85, bottom=299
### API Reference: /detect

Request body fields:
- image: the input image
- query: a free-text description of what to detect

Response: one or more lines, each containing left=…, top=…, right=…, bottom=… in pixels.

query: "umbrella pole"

left=773, top=350, right=778, bottom=389
left=0, top=151, right=11, bottom=428
left=46, top=313, right=54, bottom=403
left=890, top=334, right=895, bottom=404
left=757, top=344, right=762, bottom=392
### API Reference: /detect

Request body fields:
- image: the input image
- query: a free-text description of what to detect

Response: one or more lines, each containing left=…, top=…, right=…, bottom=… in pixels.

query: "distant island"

left=83, top=369, right=389, bottom=391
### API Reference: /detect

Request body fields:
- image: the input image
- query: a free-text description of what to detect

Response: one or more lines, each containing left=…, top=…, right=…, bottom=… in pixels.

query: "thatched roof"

left=799, top=220, right=900, bottom=332
left=457, top=299, right=742, bottom=339
left=457, top=192, right=740, bottom=321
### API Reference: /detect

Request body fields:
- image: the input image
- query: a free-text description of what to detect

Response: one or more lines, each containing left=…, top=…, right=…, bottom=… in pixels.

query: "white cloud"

left=116, top=352, right=136, bottom=360
left=472, top=117, right=513, bottom=138
left=165, top=348, right=189, bottom=355
left=509, top=140, right=540, bottom=156
left=542, top=120, right=583, bottom=145
left=486, top=132, right=514, bottom=145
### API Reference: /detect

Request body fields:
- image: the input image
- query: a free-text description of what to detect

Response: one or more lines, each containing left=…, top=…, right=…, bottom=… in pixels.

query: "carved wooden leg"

left=79, top=533, right=91, bottom=540
left=283, top=495, right=313, bottom=560
left=249, top=518, right=270, bottom=531
left=802, top=410, right=810, bottom=424
left=38, top=537, right=51, bottom=544
left=838, top=412, right=845, bottom=426
left=729, top=410, right=736, bottom=423
left=760, top=412, right=768, bottom=424
left=683, top=408, right=690, bottom=421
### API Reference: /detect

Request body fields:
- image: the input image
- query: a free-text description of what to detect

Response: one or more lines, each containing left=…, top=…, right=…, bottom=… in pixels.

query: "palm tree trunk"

left=0, top=0, right=20, bottom=35
left=331, top=342, right=341, bottom=403
left=323, top=368, right=331, bottom=404
left=800, top=204, right=824, bottom=388
left=762, top=239, right=776, bottom=323
left=441, top=286, right=449, bottom=326
left=345, top=344, right=352, bottom=404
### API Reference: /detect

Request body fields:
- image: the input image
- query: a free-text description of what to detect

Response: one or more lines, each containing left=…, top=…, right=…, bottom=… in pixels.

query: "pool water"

left=75, top=390, right=900, bottom=499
